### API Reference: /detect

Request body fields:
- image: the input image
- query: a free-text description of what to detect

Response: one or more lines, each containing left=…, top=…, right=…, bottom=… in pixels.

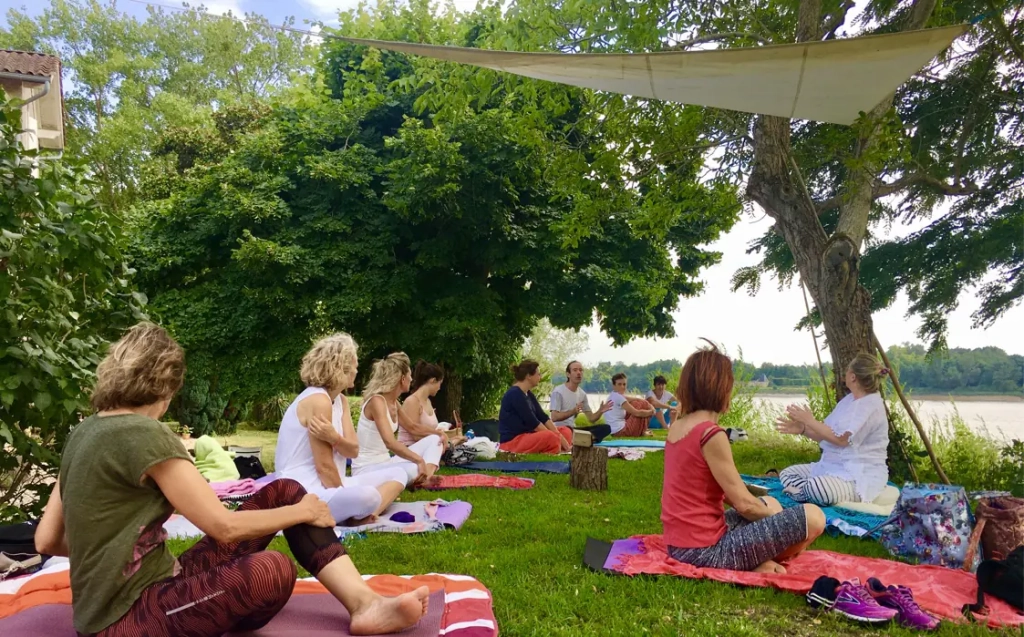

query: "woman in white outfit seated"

left=398, top=361, right=465, bottom=451
left=774, top=353, right=890, bottom=506
left=354, top=353, right=444, bottom=487
left=274, top=333, right=406, bottom=524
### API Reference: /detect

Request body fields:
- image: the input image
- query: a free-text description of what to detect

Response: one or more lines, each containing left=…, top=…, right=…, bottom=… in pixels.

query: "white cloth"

left=645, top=389, right=675, bottom=406
left=337, top=27, right=967, bottom=126
left=809, top=392, right=889, bottom=502
left=353, top=434, right=444, bottom=485
left=548, top=384, right=591, bottom=427
left=274, top=388, right=405, bottom=521
left=354, top=396, right=395, bottom=473
left=605, top=391, right=628, bottom=435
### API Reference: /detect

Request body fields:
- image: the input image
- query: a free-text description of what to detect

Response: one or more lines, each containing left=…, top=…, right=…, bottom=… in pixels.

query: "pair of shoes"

left=807, top=576, right=939, bottom=630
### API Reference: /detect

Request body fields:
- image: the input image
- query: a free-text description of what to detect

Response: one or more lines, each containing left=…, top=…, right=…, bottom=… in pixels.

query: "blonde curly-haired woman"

left=352, top=353, right=444, bottom=486
left=275, top=333, right=406, bottom=525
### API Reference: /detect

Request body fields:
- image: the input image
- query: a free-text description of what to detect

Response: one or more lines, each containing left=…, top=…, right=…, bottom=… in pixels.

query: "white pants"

left=319, top=466, right=406, bottom=522
left=779, top=463, right=859, bottom=506
left=351, top=434, right=444, bottom=486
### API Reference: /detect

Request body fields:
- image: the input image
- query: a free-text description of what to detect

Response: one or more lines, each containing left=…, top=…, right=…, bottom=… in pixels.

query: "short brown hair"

left=300, top=333, right=358, bottom=394
left=611, top=372, right=627, bottom=385
left=91, top=322, right=185, bottom=411
left=676, top=340, right=734, bottom=415
left=511, top=360, right=540, bottom=382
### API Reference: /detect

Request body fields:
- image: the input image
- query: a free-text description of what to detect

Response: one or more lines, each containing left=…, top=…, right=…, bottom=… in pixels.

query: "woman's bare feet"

left=342, top=513, right=378, bottom=527
left=753, top=560, right=786, bottom=574
left=349, top=587, right=430, bottom=635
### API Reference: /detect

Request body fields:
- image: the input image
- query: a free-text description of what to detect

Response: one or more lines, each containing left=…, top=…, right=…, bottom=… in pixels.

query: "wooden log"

left=571, top=440, right=608, bottom=491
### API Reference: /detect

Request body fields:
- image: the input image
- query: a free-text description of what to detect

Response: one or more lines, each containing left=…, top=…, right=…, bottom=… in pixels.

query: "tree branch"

left=797, top=0, right=823, bottom=42
left=822, top=1, right=856, bottom=40
left=985, top=0, right=1024, bottom=64
left=665, top=32, right=769, bottom=50
left=816, top=174, right=981, bottom=212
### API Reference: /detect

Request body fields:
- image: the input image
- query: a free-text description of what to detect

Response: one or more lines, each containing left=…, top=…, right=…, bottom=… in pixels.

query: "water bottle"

left=465, top=429, right=475, bottom=440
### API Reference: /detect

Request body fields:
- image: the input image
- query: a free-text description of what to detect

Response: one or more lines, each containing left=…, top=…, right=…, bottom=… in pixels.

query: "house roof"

left=0, top=50, right=61, bottom=79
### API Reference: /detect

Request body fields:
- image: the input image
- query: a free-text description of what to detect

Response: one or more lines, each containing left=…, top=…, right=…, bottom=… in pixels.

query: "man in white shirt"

left=548, top=361, right=613, bottom=443
left=645, top=375, right=678, bottom=429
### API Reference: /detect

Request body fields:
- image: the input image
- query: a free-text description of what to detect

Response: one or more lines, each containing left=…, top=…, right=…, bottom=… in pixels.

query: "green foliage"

left=0, top=95, right=142, bottom=522
left=521, top=319, right=589, bottom=398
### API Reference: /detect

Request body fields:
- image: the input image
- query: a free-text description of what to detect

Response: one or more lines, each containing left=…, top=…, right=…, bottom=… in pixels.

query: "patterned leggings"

left=779, top=463, right=859, bottom=506
left=89, top=479, right=345, bottom=637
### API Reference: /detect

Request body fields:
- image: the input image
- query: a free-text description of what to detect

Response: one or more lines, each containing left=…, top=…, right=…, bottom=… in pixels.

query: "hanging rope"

left=799, top=278, right=833, bottom=409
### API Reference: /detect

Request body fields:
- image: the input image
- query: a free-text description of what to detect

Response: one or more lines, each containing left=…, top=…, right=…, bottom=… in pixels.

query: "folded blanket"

left=194, top=435, right=240, bottom=482
left=595, top=440, right=665, bottom=449
left=0, top=559, right=498, bottom=636
left=607, top=449, right=646, bottom=461
left=210, top=478, right=262, bottom=500
left=585, top=536, right=1023, bottom=628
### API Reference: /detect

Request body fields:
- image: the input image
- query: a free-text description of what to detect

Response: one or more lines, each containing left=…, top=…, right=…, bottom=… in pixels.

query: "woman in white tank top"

left=398, top=361, right=465, bottom=448
left=352, top=353, right=444, bottom=486
left=274, top=334, right=406, bottom=524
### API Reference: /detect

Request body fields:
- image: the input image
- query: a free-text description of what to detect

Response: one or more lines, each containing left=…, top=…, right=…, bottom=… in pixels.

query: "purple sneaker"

left=831, top=579, right=899, bottom=623
left=867, top=578, right=940, bottom=631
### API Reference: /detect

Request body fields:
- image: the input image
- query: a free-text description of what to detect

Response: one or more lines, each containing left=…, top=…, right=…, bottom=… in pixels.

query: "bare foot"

left=350, top=587, right=430, bottom=635
left=753, top=560, right=786, bottom=574
left=341, top=514, right=377, bottom=527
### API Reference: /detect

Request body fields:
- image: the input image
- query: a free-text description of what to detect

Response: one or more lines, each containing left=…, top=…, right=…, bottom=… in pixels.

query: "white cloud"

left=298, top=0, right=481, bottom=22
left=200, top=0, right=246, bottom=17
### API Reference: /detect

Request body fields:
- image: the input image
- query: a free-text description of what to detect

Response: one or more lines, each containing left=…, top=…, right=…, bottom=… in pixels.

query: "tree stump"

left=571, top=432, right=607, bottom=491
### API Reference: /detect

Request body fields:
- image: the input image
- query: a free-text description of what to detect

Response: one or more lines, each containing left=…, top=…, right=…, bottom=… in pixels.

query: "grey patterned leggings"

left=668, top=505, right=808, bottom=571
left=779, top=463, right=859, bottom=506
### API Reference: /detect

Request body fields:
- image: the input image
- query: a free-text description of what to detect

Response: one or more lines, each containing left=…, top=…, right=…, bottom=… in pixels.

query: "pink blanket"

left=425, top=474, right=535, bottom=490
left=613, top=535, right=1023, bottom=628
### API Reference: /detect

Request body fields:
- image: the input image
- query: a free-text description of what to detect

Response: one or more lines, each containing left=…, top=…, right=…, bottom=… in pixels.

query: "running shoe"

left=831, top=579, right=899, bottom=623
left=867, top=578, right=940, bottom=631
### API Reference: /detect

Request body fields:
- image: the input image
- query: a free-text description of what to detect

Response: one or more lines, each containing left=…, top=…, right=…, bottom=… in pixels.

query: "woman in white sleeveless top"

left=274, top=334, right=406, bottom=524
left=398, top=360, right=465, bottom=449
left=352, top=353, right=444, bottom=486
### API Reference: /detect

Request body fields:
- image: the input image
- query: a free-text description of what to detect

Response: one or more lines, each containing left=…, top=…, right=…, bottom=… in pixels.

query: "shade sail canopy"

left=339, top=25, right=966, bottom=125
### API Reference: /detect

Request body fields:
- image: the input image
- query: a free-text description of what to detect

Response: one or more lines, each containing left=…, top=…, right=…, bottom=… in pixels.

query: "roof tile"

left=0, top=50, right=61, bottom=78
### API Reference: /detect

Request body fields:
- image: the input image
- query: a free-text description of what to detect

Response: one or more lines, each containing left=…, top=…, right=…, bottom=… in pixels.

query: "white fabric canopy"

left=340, top=25, right=966, bottom=125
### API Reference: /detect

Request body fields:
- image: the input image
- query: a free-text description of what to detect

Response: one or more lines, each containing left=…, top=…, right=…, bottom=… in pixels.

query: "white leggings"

left=351, top=435, right=444, bottom=486
left=779, top=463, right=859, bottom=506
left=320, top=466, right=406, bottom=522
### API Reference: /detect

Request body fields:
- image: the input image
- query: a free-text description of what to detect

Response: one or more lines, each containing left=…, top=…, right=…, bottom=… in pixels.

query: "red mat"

left=426, top=474, right=534, bottom=490
left=613, top=535, right=1023, bottom=628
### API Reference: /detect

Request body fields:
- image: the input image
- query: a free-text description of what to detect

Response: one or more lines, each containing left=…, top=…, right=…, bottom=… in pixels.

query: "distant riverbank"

left=750, top=387, right=1022, bottom=402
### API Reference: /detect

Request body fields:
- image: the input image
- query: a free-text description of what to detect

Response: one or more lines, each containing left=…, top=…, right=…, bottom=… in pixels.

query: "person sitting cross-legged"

left=275, top=332, right=406, bottom=525
left=398, top=360, right=466, bottom=452
left=548, top=360, right=613, bottom=443
left=35, top=322, right=428, bottom=637
left=662, top=340, right=826, bottom=574
left=606, top=373, right=656, bottom=437
left=645, top=375, right=678, bottom=429
left=498, top=360, right=573, bottom=454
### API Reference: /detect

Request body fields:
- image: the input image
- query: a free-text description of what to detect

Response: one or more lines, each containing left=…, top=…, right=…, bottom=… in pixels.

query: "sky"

left=5, top=0, right=1022, bottom=366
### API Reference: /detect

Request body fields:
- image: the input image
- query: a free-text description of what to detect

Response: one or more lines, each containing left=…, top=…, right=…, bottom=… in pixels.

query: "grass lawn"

left=168, top=429, right=1011, bottom=636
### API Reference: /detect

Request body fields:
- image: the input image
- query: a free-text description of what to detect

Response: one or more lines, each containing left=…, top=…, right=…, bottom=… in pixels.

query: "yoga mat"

left=425, top=474, right=535, bottom=490
left=595, top=440, right=665, bottom=449
left=456, top=461, right=570, bottom=474
left=586, top=536, right=1024, bottom=628
left=741, top=475, right=887, bottom=537
left=0, top=592, right=445, bottom=636
left=164, top=501, right=471, bottom=540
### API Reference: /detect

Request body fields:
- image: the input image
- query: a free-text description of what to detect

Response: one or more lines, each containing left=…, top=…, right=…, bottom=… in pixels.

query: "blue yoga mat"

left=595, top=439, right=666, bottom=448
left=457, top=461, right=571, bottom=474
left=741, top=475, right=888, bottom=538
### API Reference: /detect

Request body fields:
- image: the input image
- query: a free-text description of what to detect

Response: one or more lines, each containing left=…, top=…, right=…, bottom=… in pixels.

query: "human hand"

left=786, top=404, right=816, bottom=426
left=598, top=400, right=613, bottom=414
left=415, top=459, right=429, bottom=483
left=774, top=415, right=803, bottom=435
left=307, top=413, right=340, bottom=445
left=300, top=494, right=336, bottom=528
left=560, top=437, right=572, bottom=452
left=575, top=401, right=586, bottom=415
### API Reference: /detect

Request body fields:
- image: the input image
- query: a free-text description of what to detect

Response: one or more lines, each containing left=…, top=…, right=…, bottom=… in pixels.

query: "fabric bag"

left=463, top=437, right=498, bottom=460
left=964, top=496, right=1024, bottom=565
left=878, top=483, right=980, bottom=570
left=441, top=444, right=479, bottom=467
left=964, top=545, right=1024, bottom=616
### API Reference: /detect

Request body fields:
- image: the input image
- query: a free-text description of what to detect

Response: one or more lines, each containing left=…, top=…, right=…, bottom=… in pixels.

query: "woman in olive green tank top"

left=35, top=322, right=430, bottom=636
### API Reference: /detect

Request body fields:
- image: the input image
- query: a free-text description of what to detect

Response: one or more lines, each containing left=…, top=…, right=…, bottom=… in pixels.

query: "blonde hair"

left=300, top=333, right=359, bottom=394
left=847, top=352, right=886, bottom=394
left=91, top=322, right=185, bottom=411
left=363, top=352, right=411, bottom=398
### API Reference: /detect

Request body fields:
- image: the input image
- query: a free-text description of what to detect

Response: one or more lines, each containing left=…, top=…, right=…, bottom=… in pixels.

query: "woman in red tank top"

left=661, top=341, right=826, bottom=573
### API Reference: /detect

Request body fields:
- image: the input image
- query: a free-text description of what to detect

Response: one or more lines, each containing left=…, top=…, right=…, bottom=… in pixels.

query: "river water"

left=576, top=393, right=1024, bottom=442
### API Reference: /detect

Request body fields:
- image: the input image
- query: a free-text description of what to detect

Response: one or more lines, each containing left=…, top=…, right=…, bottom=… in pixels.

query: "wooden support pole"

left=570, top=431, right=607, bottom=491
left=873, top=334, right=950, bottom=485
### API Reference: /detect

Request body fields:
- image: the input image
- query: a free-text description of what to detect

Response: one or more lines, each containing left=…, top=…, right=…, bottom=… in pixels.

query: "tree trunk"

left=434, top=368, right=462, bottom=423
left=571, top=444, right=608, bottom=491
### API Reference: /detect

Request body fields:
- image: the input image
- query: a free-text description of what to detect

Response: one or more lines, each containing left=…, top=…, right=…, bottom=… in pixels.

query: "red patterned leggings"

left=88, top=479, right=345, bottom=637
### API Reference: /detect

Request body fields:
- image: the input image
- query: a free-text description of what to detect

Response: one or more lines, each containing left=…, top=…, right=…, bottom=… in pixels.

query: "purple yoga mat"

left=603, top=538, right=644, bottom=570
left=435, top=500, right=472, bottom=529
left=0, top=591, right=444, bottom=637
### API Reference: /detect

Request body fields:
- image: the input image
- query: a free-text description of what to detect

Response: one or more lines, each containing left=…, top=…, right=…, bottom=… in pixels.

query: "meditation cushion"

left=835, top=484, right=900, bottom=516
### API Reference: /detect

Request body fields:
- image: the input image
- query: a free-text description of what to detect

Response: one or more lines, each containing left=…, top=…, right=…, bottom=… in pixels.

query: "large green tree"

left=0, top=96, right=143, bottom=522
left=465, top=0, right=1022, bottom=398
left=128, top=1, right=740, bottom=430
